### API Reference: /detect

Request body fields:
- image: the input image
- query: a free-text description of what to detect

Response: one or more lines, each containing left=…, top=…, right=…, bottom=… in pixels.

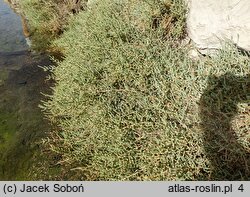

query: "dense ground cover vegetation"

left=18, top=0, right=250, bottom=180
left=18, top=0, right=87, bottom=51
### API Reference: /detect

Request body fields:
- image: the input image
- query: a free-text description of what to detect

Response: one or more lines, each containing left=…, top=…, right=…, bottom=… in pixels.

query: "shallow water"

left=0, top=0, right=28, bottom=52
left=0, top=0, right=52, bottom=180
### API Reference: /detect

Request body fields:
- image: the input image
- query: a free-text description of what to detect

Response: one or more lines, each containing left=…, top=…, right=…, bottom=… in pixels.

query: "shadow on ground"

left=200, top=73, right=250, bottom=180
left=0, top=50, right=53, bottom=180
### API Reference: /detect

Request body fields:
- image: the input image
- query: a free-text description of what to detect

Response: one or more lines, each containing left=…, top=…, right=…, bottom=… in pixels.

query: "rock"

left=188, top=49, right=200, bottom=60
left=25, top=37, right=32, bottom=47
left=87, top=0, right=98, bottom=9
left=186, top=0, right=250, bottom=54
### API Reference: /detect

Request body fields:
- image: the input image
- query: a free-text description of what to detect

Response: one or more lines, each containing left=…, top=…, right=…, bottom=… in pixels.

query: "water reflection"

left=0, top=0, right=28, bottom=52
left=0, top=0, right=52, bottom=180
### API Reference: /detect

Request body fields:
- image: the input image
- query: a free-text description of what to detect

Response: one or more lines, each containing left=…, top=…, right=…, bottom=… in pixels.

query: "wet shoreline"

left=0, top=0, right=53, bottom=180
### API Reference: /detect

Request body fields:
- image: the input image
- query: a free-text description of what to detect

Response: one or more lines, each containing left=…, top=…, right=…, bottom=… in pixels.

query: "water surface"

left=0, top=0, right=28, bottom=52
left=0, top=0, right=52, bottom=180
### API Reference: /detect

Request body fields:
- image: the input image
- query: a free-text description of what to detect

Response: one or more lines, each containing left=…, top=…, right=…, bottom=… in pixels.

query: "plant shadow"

left=0, top=51, right=53, bottom=180
left=199, top=73, right=250, bottom=180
